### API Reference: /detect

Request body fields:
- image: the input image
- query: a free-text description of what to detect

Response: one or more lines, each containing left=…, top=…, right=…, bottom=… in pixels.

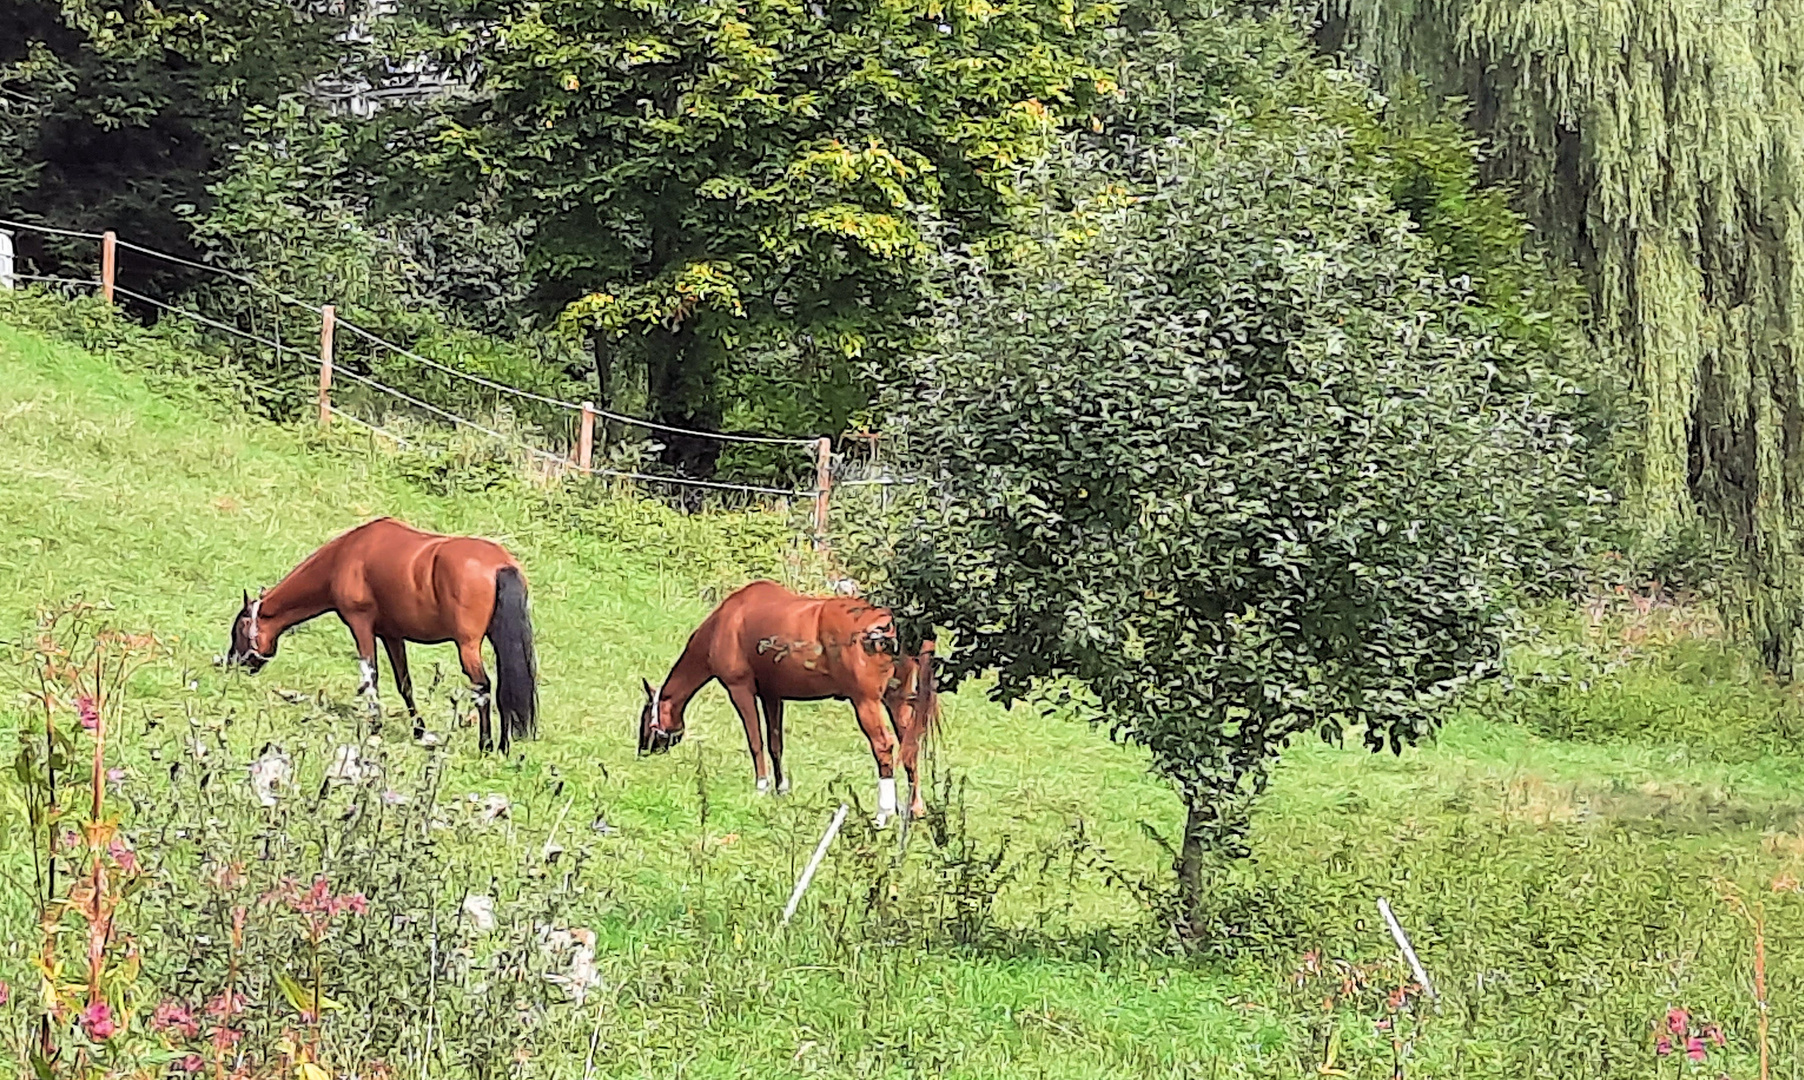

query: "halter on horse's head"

left=637, top=677, right=683, bottom=755
left=227, top=588, right=276, bottom=672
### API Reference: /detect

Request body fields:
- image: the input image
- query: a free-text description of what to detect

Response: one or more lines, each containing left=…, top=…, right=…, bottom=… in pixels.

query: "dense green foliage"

left=397, top=0, right=1110, bottom=464
left=0, top=1, right=363, bottom=282
left=878, top=10, right=1605, bottom=926
left=1322, top=0, right=1804, bottom=674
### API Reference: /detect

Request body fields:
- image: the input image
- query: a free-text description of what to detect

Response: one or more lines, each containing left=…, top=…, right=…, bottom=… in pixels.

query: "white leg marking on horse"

left=359, top=659, right=381, bottom=718
left=756, top=777, right=771, bottom=794
left=471, top=687, right=491, bottom=709
left=875, top=777, right=897, bottom=826
left=777, top=777, right=791, bottom=795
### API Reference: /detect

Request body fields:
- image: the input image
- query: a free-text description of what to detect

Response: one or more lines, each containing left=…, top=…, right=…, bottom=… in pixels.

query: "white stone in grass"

left=461, top=893, right=496, bottom=934
left=540, top=926, right=600, bottom=1005
left=470, top=793, right=511, bottom=824
left=325, top=743, right=380, bottom=786
left=248, top=745, right=292, bottom=808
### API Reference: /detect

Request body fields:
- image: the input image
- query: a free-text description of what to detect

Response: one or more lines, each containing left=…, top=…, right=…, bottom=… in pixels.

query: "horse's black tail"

left=488, top=565, right=539, bottom=744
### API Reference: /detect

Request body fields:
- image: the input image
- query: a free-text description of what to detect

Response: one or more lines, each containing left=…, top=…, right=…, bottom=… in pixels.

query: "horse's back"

left=329, top=518, right=518, bottom=636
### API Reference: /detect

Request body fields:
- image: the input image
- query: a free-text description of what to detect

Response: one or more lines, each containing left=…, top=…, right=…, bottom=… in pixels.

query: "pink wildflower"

left=108, top=837, right=139, bottom=875
left=1704, top=1023, right=1726, bottom=1047
left=80, top=1001, right=116, bottom=1041
left=1686, top=1036, right=1708, bottom=1062
left=152, top=999, right=199, bottom=1039
left=210, top=1027, right=243, bottom=1052
left=205, top=990, right=245, bottom=1019
left=337, top=892, right=369, bottom=918
left=76, top=694, right=99, bottom=732
left=1666, top=1007, right=1690, bottom=1036
left=1655, top=1036, right=1674, bottom=1057
left=106, top=767, right=127, bottom=790
left=177, top=1054, right=204, bottom=1073
left=0, top=980, right=10, bottom=1006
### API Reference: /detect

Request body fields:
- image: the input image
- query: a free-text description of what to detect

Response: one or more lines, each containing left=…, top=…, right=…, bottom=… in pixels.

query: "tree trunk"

left=643, top=322, right=723, bottom=480
left=590, top=329, right=616, bottom=451
left=1177, top=792, right=1209, bottom=940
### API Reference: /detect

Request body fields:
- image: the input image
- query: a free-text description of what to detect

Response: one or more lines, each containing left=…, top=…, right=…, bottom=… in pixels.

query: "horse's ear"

left=257, top=586, right=268, bottom=599
left=641, top=677, right=655, bottom=699
left=241, top=589, right=250, bottom=610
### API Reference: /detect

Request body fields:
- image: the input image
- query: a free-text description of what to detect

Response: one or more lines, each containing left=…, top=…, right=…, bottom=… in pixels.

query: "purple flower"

left=1655, top=1036, right=1673, bottom=1057
left=76, top=695, right=99, bottom=732
left=1687, top=1037, right=1708, bottom=1063
left=80, top=1001, right=116, bottom=1041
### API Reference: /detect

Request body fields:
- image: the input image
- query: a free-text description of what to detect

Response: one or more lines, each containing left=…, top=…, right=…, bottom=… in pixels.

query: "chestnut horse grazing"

left=638, top=581, right=938, bottom=824
left=226, top=517, right=539, bottom=753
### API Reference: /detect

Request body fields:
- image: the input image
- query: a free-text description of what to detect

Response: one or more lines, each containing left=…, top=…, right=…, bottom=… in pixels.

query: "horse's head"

left=226, top=589, right=276, bottom=673
left=637, top=677, right=683, bottom=756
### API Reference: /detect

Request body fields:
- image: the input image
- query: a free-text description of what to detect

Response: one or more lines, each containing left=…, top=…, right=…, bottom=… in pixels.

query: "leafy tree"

left=401, top=0, right=1111, bottom=470
left=0, top=1, right=365, bottom=286
left=880, top=98, right=1600, bottom=935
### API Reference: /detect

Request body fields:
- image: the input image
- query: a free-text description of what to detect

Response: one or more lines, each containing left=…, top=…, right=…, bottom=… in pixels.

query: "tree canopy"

left=1323, top=0, right=1804, bottom=673
left=878, top=11, right=1602, bottom=927
left=400, top=0, right=1111, bottom=468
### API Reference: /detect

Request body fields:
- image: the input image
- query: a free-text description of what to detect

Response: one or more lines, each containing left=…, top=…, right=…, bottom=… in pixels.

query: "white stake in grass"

left=782, top=803, right=849, bottom=926
left=1377, top=896, right=1437, bottom=1003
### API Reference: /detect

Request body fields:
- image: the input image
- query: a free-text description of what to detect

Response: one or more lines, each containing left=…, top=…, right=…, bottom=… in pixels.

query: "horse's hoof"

left=755, top=778, right=771, bottom=795
left=873, top=812, right=893, bottom=829
left=777, top=779, right=791, bottom=796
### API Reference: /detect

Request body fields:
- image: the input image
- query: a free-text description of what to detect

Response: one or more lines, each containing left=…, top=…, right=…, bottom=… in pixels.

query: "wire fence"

left=0, top=218, right=845, bottom=505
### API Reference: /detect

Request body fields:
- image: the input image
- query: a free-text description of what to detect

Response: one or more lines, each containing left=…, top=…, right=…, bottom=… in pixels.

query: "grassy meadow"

left=4, top=305, right=1804, bottom=1078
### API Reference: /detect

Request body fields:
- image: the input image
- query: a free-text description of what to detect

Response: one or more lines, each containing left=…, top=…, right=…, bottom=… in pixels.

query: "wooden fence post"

left=317, top=304, right=336, bottom=429
left=100, top=231, right=116, bottom=304
left=813, top=436, right=833, bottom=548
left=577, top=401, right=596, bottom=472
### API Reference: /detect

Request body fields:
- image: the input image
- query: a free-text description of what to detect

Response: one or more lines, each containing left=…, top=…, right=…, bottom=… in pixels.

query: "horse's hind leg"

left=884, top=671, right=926, bottom=820
left=853, top=696, right=899, bottom=826
left=725, top=680, right=769, bottom=793
left=457, top=639, right=496, bottom=753
left=381, top=636, right=423, bottom=739
left=759, top=691, right=788, bottom=795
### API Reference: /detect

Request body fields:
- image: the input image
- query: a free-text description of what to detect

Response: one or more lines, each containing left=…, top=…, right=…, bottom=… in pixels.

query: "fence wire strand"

left=17, top=223, right=824, bottom=499
left=9, top=274, right=102, bottom=289
left=0, top=218, right=105, bottom=241
left=112, top=285, right=309, bottom=359
left=337, top=318, right=817, bottom=447
left=117, top=239, right=326, bottom=317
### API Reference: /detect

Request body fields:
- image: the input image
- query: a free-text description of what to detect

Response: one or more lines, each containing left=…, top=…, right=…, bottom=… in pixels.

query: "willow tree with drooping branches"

left=1319, top=0, right=1804, bottom=672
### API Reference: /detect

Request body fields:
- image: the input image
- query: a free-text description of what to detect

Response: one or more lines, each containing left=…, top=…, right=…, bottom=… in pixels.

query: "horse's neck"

left=658, top=645, right=715, bottom=724
left=259, top=546, right=339, bottom=635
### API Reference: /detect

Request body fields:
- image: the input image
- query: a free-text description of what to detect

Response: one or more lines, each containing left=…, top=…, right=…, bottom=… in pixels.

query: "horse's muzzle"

left=639, top=727, right=682, bottom=756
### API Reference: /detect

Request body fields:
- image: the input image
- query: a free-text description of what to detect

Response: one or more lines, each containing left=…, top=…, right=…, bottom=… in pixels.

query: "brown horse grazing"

left=637, top=580, right=939, bottom=824
left=225, top=517, right=538, bottom=753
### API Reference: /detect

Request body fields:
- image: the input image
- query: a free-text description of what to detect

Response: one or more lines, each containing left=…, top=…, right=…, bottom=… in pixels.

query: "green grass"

left=5, top=307, right=1804, bottom=1077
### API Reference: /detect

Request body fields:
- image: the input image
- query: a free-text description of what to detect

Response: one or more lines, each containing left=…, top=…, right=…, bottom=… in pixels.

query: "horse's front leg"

left=759, top=691, right=789, bottom=795
left=852, top=696, right=898, bottom=826
left=724, top=680, right=770, bottom=792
